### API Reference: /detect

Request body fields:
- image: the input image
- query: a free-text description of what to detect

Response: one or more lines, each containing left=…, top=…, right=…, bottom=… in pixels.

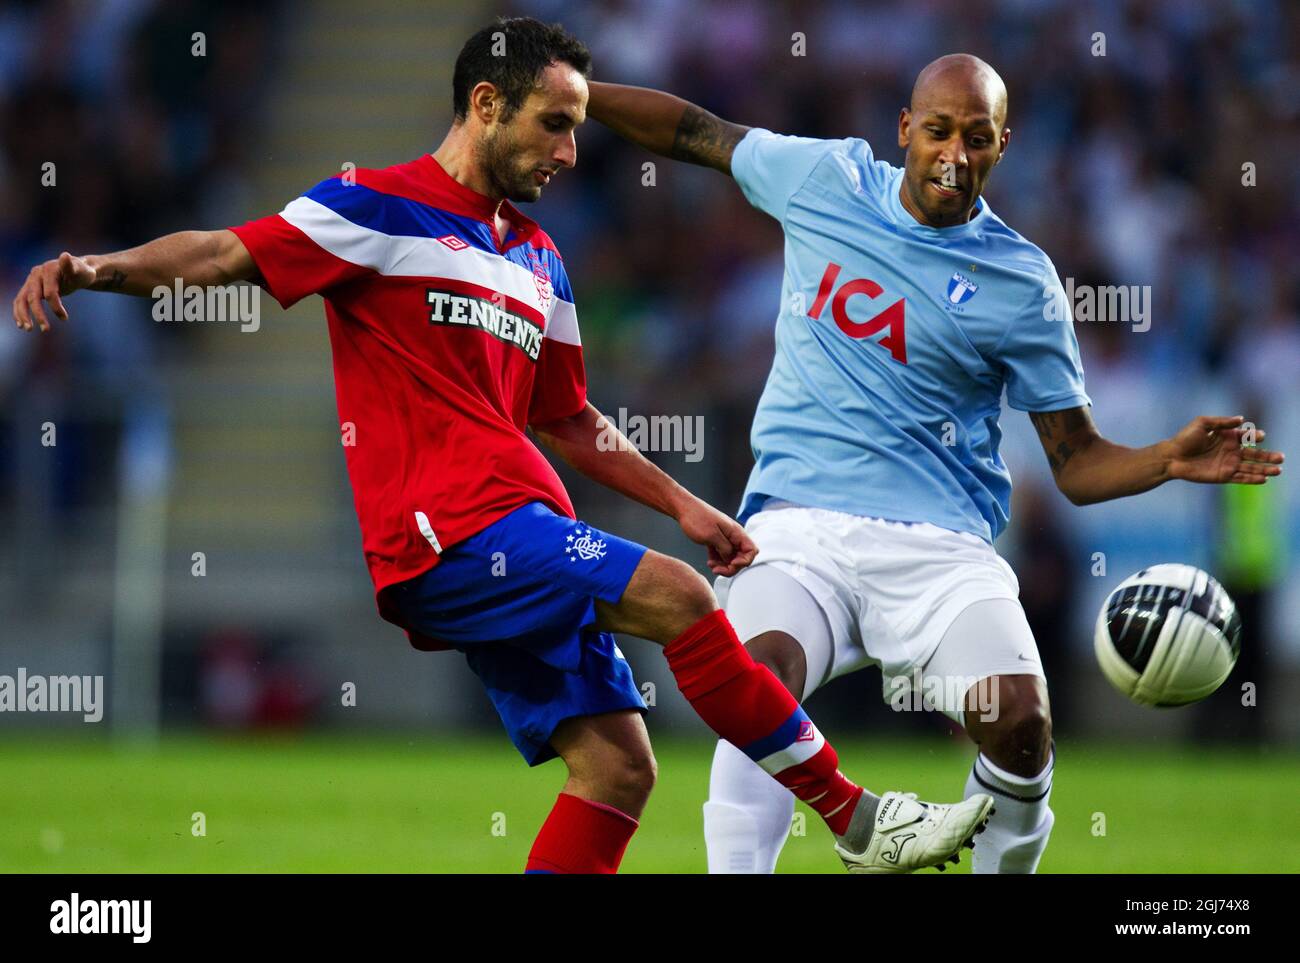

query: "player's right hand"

left=12, top=251, right=97, bottom=332
left=676, top=497, right=759, bottom=577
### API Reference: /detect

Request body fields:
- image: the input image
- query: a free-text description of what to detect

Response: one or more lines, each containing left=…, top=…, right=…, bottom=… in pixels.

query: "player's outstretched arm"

left=1029, top=407, right=1284, bottom=506
left=587, top=81, right=750, bottom=175
left=532, top=401, right=757, bottom=575
left=12, top=230, right=257, bottom=332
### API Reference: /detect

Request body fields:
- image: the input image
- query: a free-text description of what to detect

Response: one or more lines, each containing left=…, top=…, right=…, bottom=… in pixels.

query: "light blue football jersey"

left=731, top=128, right=1091, bottom=543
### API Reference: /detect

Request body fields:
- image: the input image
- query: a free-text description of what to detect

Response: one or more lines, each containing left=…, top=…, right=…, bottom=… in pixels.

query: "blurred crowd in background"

left=1, top=0, right=1296, bottom=740
left=1, top=0, right=281, bottom=521
left=0, top=0, right=292, bottom=727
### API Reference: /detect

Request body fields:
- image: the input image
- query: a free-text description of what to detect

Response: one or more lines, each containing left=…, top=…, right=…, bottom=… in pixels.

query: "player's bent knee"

left=1007, top=701, right=1051, bottom=745
left=617, top=551, right=716, bottom=632
left=966, top=676, right=1051, bottom=766
left=613, top=749, right=658, bottom=799
left=581, top=745, right=658, bottom=807
left=984, top=698, right=1052, bottom=771
left=671, top=561, right=717, bottom=623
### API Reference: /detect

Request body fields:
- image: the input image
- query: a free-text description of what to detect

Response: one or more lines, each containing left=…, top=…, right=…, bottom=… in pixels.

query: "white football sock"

left=963, top=744, right=1054, bottom=874
left=704, top=561, right=837, bottom=874
left=703, top=738, right=795, bottom=874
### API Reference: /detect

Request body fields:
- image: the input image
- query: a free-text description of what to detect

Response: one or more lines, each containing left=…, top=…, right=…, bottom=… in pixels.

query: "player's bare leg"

left=525, top=709, right=655, bottom=874
left=961, top=670, right=1056, bottom=874
left=593, top=548, right=717, bottom=642
left=964, top=675, right=1052, bottom=776
left=598, top=551, right=994, bottom=872
left=550, top=710, right=658, bottom=818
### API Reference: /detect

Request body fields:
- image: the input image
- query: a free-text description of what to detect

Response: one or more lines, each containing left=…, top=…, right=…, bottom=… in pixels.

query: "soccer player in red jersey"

left=12, top=17, right=994, bottom=873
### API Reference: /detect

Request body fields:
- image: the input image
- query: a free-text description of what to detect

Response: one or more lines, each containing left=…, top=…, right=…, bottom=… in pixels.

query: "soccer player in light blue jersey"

left=589, top=54, right=1284, bottom=873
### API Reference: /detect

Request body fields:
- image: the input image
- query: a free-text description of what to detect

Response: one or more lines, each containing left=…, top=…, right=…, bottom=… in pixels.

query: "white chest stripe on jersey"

left=279, top=195, right=579, bottom=344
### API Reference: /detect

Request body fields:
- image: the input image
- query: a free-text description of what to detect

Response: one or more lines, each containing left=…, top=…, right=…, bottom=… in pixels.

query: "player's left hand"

left=1165, top=415, right=1284, bottom=485
left=676, top=498, right=758, bottom=576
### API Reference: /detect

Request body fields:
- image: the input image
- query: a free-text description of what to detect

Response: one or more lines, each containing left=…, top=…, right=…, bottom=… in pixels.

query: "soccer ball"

left=1093, top=564, right=1242, bottom=707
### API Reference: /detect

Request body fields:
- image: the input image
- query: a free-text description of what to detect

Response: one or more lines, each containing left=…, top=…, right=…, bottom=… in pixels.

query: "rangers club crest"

left=565, top=525, right=607, bottom=562
left=946, top=272, right=979, bottom=305
left=529, top=250, right=553, bottom=312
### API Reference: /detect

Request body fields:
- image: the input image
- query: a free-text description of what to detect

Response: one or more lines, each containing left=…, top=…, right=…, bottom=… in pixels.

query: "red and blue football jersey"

left=229, top=154, right=586, bottom=632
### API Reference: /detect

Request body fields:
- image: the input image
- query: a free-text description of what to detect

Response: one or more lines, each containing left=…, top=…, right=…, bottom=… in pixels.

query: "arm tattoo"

left=1030, top=407, right=1093, bottom=477
left=91, top=269, right=128, bottom=292
left=1029, top=411, right=1058, bottom=441
left=671, top=105, right=748, bottom=174
left=1053, top=441, right=1077, bottom=474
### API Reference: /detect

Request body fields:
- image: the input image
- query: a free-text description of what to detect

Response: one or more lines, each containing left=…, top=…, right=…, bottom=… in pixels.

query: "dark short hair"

left=452, top=17, right=591, bottom=122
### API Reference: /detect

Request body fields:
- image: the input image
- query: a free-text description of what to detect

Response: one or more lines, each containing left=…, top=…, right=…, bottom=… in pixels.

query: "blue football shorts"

left=386, top=502, right=649, bottom=765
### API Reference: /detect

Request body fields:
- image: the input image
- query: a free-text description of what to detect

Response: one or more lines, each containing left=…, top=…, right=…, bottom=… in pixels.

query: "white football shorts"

left=714, top=502, right=1044, bottom=722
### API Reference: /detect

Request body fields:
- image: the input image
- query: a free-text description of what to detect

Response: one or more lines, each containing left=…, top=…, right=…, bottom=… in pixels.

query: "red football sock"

left=524, top=792, right=639, bottom=874
left=664, top=610, right=863, bottom=835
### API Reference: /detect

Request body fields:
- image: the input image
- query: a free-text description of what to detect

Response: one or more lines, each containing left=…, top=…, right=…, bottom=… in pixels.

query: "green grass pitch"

left=2, top=734, right=1296, bottom=873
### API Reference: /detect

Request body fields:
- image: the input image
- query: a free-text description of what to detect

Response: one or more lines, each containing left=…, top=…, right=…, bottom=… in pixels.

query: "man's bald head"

left=910, top=54, right=1008, bottom=130
left=897, top=53, right=1012, bottom=228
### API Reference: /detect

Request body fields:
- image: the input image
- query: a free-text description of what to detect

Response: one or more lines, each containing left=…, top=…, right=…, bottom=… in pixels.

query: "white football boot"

left=835, top=791, right=995, bottom=874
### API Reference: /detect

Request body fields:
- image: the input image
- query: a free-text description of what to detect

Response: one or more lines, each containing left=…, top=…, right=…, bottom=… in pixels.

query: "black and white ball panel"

left=1103, top=567, right=1242, bottom=674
